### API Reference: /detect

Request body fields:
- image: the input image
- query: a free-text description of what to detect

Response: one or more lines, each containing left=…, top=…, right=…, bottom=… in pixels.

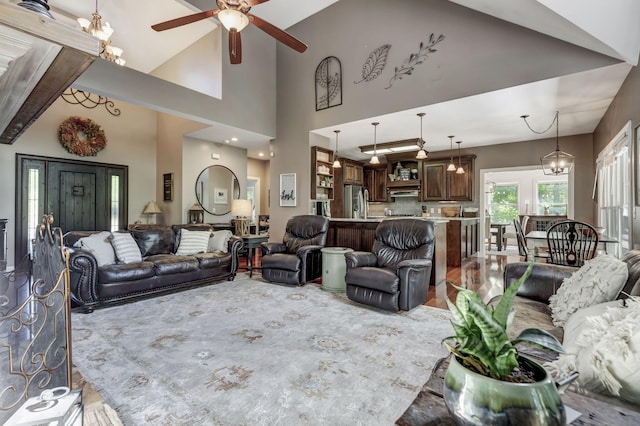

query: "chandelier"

left=77, top=0, right=125, bottom=66
left=521, top=111, right=574, bottom=175
left=415, top=113, right=428, bottom=160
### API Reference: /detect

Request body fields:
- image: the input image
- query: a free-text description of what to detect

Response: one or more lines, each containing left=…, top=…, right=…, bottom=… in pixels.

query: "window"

left=489, top=183, right=518, bottom=223
left=536, top=182, right=568, bottom=215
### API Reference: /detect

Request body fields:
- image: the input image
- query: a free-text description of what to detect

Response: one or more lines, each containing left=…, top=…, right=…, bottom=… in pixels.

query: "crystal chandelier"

left=77, top=0, right=125, bottom=65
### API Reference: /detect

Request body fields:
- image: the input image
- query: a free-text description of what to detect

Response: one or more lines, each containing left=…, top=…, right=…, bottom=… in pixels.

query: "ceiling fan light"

left=218, top=9, right=250, bottom=32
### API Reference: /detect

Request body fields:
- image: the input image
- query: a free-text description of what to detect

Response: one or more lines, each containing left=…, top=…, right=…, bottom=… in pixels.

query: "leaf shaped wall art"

left=386, top=33, right=445, bottom=89
left=354, top=44, right=392, bottom=84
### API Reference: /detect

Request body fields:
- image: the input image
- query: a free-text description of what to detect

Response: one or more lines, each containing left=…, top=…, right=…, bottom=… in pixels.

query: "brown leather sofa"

left=344, top=218, right=435, bottom=312
left=65, top=224, right=242, bottom=312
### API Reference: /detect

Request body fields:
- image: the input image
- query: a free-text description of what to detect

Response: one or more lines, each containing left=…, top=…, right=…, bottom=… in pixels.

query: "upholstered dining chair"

left=260, top=215, right=330, bottom=285
left=546, top=220, right=599, bottom=267
left=344, top=218, right=435, bottom=312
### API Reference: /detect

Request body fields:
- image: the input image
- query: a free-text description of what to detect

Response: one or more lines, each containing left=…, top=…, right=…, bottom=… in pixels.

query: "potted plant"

left=443, top=262, right=571, bottom=425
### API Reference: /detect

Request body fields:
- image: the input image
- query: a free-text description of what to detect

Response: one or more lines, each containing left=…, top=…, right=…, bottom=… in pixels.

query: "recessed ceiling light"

left=258, top=152, right=264, bottom=157
left=224, top=139, right=230, bottom=143
left=231, top=137, right=238, bottom=142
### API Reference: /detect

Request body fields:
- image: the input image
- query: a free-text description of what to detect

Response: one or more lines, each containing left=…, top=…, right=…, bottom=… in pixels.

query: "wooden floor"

left=426, top=250, right=522, bottom=309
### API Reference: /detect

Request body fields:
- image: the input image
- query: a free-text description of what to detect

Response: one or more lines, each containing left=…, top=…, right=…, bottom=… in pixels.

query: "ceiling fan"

left=151, top=0, right=308, bottom=64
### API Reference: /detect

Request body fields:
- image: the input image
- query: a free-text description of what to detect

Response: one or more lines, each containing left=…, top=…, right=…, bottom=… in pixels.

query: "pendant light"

left=521, top=111, right=574, bottom=175
left=332, top=130, right=341, bottom=168
left=455, top=140, right=465, bottom=174
left=415, top=113, right=428, bottom=160
left=369, top=122, right=380, bottom=164
left=447, top=135, right=456, bottom=171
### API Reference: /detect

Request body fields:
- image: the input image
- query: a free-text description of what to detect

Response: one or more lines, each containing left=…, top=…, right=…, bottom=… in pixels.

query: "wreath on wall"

left=58, top=116, right=107, bottom=156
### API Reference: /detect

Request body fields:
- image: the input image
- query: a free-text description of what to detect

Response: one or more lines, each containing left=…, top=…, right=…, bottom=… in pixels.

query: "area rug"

left=71, top=276, right=453, bottom=425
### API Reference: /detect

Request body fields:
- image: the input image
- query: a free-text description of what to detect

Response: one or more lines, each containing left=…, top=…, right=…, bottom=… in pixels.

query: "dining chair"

left=485, top=214, right=499, bottom=250
left=546, top=220, right=599, bottom=267
left=503, top=215, right=529, bottom=250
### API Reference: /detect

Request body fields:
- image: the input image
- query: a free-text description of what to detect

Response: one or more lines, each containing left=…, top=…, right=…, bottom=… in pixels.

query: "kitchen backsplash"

left=368, top=198, right=479, bottom=217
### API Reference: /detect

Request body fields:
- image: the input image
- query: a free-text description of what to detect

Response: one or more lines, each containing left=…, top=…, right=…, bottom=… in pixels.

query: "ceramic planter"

left=444, top=355, right=565, bottom=426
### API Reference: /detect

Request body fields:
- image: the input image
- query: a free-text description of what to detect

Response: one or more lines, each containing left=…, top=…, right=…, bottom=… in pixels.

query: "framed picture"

left=163, top=173, right=173, bottom=201
left=279, top=173, right=296, bottom=207
left=214, top=187, right=228, bottom=204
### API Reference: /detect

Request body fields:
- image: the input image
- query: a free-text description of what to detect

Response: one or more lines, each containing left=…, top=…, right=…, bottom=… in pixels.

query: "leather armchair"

left=345, top=218, right=435, bottom=312
left=260, top=215, right=330, bottom=285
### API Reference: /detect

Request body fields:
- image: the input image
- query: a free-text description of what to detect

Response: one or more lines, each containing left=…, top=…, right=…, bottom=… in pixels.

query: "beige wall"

left=248, top=158, right=270, bottom=216
left=0, top=97, right=157, bottom=268
left=593, top=65, right=640, bottom=247
left=270, top=0, right=619, bottom=238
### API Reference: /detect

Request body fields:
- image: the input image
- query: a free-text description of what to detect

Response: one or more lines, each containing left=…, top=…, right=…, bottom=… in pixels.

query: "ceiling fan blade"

left=248, top=14, right=308, bottom=53
left=151, top=10, right=219, bottom=32
left=229, top=29, right=242, bottom=64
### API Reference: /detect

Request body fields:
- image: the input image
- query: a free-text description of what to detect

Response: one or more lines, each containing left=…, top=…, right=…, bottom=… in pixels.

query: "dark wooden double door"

left=16, top=154, right=127, bottom=262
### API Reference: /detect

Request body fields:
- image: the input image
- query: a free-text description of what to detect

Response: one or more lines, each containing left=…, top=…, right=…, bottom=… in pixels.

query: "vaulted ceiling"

left=49, top=0, right=640, bottom=159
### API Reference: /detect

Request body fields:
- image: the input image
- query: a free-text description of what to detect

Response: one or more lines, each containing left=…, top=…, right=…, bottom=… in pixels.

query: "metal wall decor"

left=315, top=56, right=342, bottom=111
left=0, top=215, right=72, bottom=423
left=354, top=44, right=391, bottom=84
left=386, top=33, right=445, bottom=89
left=61, top=88, right=121, bottom=117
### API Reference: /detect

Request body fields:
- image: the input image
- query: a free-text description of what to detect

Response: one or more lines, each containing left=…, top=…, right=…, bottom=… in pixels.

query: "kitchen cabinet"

left=311, top=146, right=334, bottom=201
left=446, top=218, right=479, bottom=267
left=343, top=159, right=364, bottom=185
left=364, top=165, right=387, bottom=201
left=385, top=153, right=422, bottom=199
left=422, top=155, right=475, bottom=201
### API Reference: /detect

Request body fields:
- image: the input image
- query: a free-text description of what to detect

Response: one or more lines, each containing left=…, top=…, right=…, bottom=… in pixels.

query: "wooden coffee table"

left=396, top=356, right=640, bottom=426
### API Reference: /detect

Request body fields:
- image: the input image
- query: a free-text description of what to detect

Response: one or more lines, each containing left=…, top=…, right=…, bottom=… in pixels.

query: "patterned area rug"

left=71, top=276, right=452, bottom=425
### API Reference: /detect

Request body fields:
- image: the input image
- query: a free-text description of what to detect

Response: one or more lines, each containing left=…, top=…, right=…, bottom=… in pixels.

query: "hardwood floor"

left=426, top=250, right=523, bottom=309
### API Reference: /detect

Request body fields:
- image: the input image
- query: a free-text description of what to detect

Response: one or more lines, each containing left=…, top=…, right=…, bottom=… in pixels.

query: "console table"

left=241, top=234, right=268, bottom=278
left=396, top=356, right=640, bottom=426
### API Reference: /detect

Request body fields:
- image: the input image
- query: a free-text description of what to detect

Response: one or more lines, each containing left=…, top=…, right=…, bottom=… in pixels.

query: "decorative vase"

left=443, top=355, right=565, bottom=426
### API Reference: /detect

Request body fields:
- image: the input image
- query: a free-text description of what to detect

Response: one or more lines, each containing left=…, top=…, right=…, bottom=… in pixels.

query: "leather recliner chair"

left=260, top=215, right=330, bottom=285
left=345, top=218, right=435, bottom=311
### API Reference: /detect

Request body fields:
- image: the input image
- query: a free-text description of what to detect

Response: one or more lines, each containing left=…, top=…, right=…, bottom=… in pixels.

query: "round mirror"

left=195, top=165, right=241, bottom=215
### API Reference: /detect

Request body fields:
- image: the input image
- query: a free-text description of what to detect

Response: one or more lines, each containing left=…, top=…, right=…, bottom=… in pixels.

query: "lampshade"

left=447, top=135, right=457, bottom=171
left=231, top=199, right=252, bottom=217
left=332, top=129, right=342, bottom=168
left=218, top=9, right=250, bottom=31
left=370, top=122, right=380, bottom=164
left=142, top=201, right=161, bottom=214
left=415, top=112, right=429, bottom=160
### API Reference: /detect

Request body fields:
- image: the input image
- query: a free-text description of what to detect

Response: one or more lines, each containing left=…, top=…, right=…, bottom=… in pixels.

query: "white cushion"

left=110, top=232, right=142, bottom=264
left=545, top=297, right=640, bottom=404
left=208, top=230, right=232, bottom=253
left=176, top=229, right=211, bottom=256
left=549, top=254, right=628, bottom=327
left=74, top=231, right=115, bottom=267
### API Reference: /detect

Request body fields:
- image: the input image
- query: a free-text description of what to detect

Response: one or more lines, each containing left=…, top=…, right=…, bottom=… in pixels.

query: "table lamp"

left=142, top=201, right=161, bottom=224
left=231, top=199, right=252, bottom=236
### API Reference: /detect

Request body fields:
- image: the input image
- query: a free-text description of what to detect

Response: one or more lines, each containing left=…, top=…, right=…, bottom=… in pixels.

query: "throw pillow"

left=110, top=232, right=143, bottom=264
left=208, top=230, right=232, bottom=253
left=548, top=254, right=628, bottom=327
left=545, top=297, right=640, bottom=404
left=74, top=231, right=115, bottom=267
left=176, top=229, right=211, bottom=256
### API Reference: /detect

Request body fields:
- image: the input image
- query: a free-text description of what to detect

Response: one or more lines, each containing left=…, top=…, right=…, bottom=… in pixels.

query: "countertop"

left=330, top=217, right=450, bottom=223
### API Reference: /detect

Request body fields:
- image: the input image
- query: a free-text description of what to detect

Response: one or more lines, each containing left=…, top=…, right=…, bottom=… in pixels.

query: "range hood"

left=389, top=189, right=420, bottom=198
left=0, top=1, right=98, bottom=144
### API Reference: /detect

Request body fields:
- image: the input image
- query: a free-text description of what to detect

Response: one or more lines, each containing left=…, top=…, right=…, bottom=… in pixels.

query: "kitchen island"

left=326, top=217, right=448, bottom=288
left=444, top=217, right=480, bottom=267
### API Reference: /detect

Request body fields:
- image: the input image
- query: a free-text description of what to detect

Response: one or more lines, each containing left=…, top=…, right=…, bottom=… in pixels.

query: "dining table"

left=524, top=231, right=619, bottom=261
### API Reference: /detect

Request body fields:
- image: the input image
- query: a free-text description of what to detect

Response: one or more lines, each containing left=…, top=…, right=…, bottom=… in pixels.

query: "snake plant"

left=444, top=261, right=565, bottom=380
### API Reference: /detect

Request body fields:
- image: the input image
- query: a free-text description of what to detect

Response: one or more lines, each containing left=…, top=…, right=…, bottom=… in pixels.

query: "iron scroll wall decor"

left=61, top=88, right=121, bottom=117
left=315, top=56, right=342, bottom=111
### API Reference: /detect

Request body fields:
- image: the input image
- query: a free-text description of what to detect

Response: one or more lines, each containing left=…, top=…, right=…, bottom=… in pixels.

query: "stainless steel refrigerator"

left=344, top=184, right=366, bottom=219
